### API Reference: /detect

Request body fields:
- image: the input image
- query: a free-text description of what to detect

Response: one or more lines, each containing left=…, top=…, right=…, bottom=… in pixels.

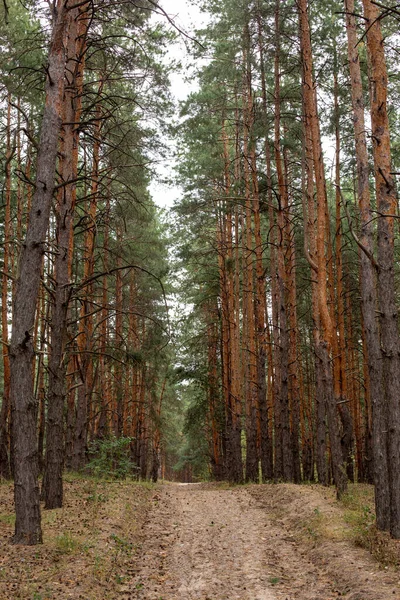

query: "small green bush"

left=55, top=532, right=80, bottom=554
left=86, top=435, right=136, bottom=479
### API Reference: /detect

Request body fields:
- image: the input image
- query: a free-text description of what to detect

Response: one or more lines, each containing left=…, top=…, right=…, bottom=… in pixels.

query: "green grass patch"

left=341, top=484, right=400, bottom=567
left=55, top=531, right=81, bottom=555
left=0, top=513, right=15, bottom=525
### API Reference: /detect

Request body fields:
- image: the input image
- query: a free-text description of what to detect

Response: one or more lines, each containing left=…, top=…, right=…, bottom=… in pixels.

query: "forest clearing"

left=1, top=479, right=400, bottom=599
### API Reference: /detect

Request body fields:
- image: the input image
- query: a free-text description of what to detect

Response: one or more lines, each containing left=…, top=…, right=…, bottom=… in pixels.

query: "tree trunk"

left=302, top=106, right=327, bottom=486
left=283, top=136, right=301, bottom=484
left=115, top=229, right=124, bottom=437
left=242, top=34, right=259, bottom=482
left=298, top=0, right=347, bottom=497
left=251, top=150, right=272, bottom=482
left=333, top=63, right=354, bottom=482
left=97, top=193, right=111, bottom=440
left=362, top=0, right=400, bottom=538
left=256, top=8, right=275, bottom=481
left=207, top=302, right=223, bottom=480
left=274, top=0, right=292, bottom=481
left=0, top=94, right=12, bottom=479
left=361, top=321, right=374, bottom=483
left=43, top=7, right=88, bottom=508
left=36, top=286, right=49, bottom=476
left=344, top=0, right=382, bottom=492
left=72, top=83, right=101, bottom=471
left=223, top=107, right=243, bottom=485
left=138, top=360, right=148, bottom=479
left=9, top=0, right=71, bottom=544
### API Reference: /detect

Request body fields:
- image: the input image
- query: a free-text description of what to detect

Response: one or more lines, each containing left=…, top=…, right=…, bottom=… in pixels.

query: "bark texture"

left=10, top=0, right=71, bottom=544
left=362, top=0, right=400, bottom=538
left=298, top=0, right=347, bottom=497
left=344, top=0, right=388, bottom=528
left=0, top=95, right=12, bottom=479
left=43, top=5, right=88, bottom=508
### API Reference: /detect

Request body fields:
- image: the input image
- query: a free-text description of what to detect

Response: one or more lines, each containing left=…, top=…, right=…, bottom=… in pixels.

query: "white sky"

left=149, top=1, right=209, bottom=210
left=161, top=1, right=207, bottom=100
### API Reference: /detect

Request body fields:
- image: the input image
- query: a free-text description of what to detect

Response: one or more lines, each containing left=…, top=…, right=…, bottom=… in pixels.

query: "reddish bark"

left=43, top=5, right=89, bottom=507
left=298, top=0, right=346, bottom=497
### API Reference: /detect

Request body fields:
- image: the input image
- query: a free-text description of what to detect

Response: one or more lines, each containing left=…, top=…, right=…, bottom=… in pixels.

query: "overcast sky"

left=149, top=1, right=209, bottom=210
left=147, top=2, right=339, bottom=212
left=158, top=0, right=209, bottom=100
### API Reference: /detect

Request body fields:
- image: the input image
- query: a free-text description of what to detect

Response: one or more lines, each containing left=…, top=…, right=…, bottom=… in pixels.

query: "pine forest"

left=1, top=0, right=400, bottom=597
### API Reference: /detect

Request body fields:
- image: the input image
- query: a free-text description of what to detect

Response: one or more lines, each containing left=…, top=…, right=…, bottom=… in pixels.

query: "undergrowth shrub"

left=86, top=435, right=136, bottom=479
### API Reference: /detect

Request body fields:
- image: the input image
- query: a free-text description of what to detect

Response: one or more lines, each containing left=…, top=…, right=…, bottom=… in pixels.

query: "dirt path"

left=129, top=483, right=400, bottom=600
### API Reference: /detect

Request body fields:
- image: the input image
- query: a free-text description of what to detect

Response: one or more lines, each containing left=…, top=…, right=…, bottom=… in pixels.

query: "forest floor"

left=0, top=479, right=400, bottom=599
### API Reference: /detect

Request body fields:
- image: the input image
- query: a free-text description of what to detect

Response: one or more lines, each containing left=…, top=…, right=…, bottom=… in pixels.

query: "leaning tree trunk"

left=9, top=0, right=71, bottom=544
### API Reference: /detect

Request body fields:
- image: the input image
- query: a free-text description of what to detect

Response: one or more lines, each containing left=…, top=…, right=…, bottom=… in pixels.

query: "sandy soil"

left=1, top=480, right=399, bottom=599
left=129, top=483, right=400, bottom=600
left=0, top=478, right=152, bottom=599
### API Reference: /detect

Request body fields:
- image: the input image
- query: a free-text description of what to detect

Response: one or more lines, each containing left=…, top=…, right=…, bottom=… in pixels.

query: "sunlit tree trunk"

left=298, top=0, right=346, bottom=497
